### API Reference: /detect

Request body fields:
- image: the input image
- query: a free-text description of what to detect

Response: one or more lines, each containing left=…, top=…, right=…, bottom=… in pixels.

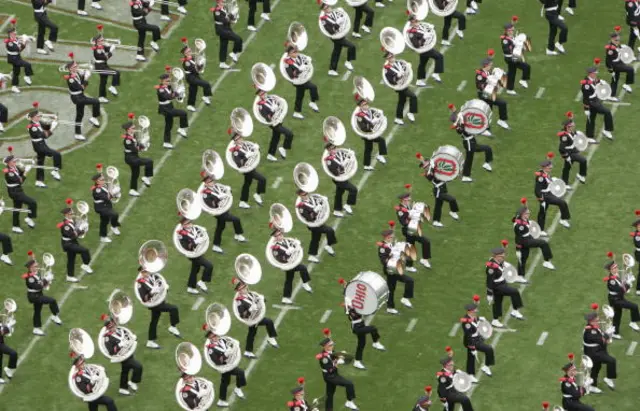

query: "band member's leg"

left=592, top=350, right=617, bottom=381
left=136, top=27, right=147, bottom=56
left=618, top=299, right=640, bottom=323
left=442, top=14, right=453, bottom=40
left=43, top=145, right=62, bottom=172
left=90, top=396, right=117, bottom=411
left=362, top=140, right=374, bottom=167
left=353, top=331, right=367, bottom=361
left=462, top=148, right=475, bottom=177
left=196, top=256, right=213, bottom=283
left=544, top=194, right=571, bottom=221
left=0, top=232, right=13, bottom=255
left=213, top=215, right=227, bottom=246
left=122, top=356, right=143, bottom=388
left=219, top=37, right=230, bottom=63
left=324, top=380, right=337, bottom=411
left=32, top=300, right=43, bottom=328
left=408, top=234, right=431, bottom=259
left=324, top=225, right=337, bottom=246
left=561, top=159, right=572, bottom=184
left=36, top=19, right=46, bottom=50
left=517, top=61, right=531, bottom=82
left=296, top=264, right=311, bottom=284
left=0, top=344, right=18, bottom=374
left=466, top=348, right=476, bottom=375
left=73, top=101, right=85, bottom=135
left=407, top=88, right=418, bottom=115
left=247, top=0, right=257, bottom=27
left=516, top=247, right=529, bottom=277
left=230, top=367, right=246, bottom=388
left=11, top=64, right=21, bottom=87
left=65, top=248, right=77, bottom=278
left=0, top=103, right=7, bottom=124
left=308, top=227, right=322, bottom=256
left=294, top=86, right=306, bottom=113
left=106, top=208, right=120, bottom=229
left=589, top=358, right=602, bottom=386
left=99, top=74, right=108, bottom=98
left=36, top=153, right=46, bottom=182
left=187, top=81, right=198, bottom=106
left=363, top=4, right=374, bottom=29
left=240, top=173, right=253, bottom=202
left=329, top=41, right=343, bottom=71
left=476, top=341, right=495, bottom=368
left=127, top=159, right=141, bottom=190
left=385, top=275, right=397, bottom=309
left=230, top=32, right=243, bottom=55
left=430, top=49, right=444, bottom=73
left=228, top=213, right=243, bottom=235
left=611, top=71, right=621, bottom=97
left=395, top=90, right=407, bottom=120
left=537, top=201, right=547, bottom=230
left=219, top=372, right=232, bottom=400
left=506, top=61, right=517, bottom=90
left=432, top=197, right=444, bottom=222
left=245, top=325, right=258, bottom=352
left=43, top=15, right=58, bottom=43
left=585, top=109, right=597, bottom=138
left=440, top=193, right=459, bottom=214
left=333, top=182, right=346, bottom=212
left=331, top=375, right=356, bottom=401
left=99, top=212, right=109, bottom=238
left=501, top=285, right=523, bottom=310
left=279, top=125, right=294, bottom=151
left=343, top=38, right=356, bottom=62
left=375, top=137, right=387, bottom=157
left=493, top=97, right=508, bottom=121
left=345, top=181, right=357, bottom=206
left=629, top=28, right=637, bottom=50
left=492, top=293, right=504, bottom=320
left=453, top=11, right=466, bottom=32
left=612, top=305, right=623, bottom=334
left=252, top=170, right=266, bottom=195
left=187, top=259, right=201, bottom=289
left=397, top=274, right=414, bottom=300
left=163, top=113, right=173, bottom=144
left=148, top=309, right=162, bottom=341
left=262, top=0, right=271, bottom=13
left=547, top=19, right=558, bottom=50
left=353, top=7, right=364, bottom=33
left=259, top=317, right=277, bottom=338
left=11, top=197, right=22, bottom=227
left=282, top=270, right=295, bottom=298
left=268, top=126, right=281, bottom=156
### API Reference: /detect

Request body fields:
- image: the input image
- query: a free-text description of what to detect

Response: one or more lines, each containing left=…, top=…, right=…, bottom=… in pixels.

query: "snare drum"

left=386, top=256, right=405, bottom=275
left=345, top=271, right=389, bottom=315
left=458, top=99, right=492, bottom=135
left=430, top=145, right=464, bottom=182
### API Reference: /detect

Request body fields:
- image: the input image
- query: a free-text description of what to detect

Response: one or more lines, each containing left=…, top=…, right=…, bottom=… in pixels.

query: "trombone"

left=23, top=112, right=83, bottom=127
left=13, top=158, right=59, bottom=171
left=0, top=198, right=32, bottom=215
left=57, top=62, right=117, bottom=76
left=96, top=38, right=141, bottom=51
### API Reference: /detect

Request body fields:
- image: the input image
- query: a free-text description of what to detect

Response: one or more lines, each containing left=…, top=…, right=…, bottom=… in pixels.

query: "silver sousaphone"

left=68, top=328, right=110, bottom=402
left=203, top=303, right=242, bottom=374
left=135, top=240, right=169, bottom=308
left=549, top=177, right=567, bottom=198
left=200, top=150, right=233, bottom=216
left=280, top=22, right=314, bottom=86
left=428, top=0, right=458, bottom=17
left=452, top=370, right=473, bottom=393
left=176, top=342, right=215, bottom=411
left=265, top=204, right=304, bottom=271
left=322, top=117, right=358, bottom=182
left=380, top=28, right=413, bottom=91
left=351, top=76, right=387, bottom=140
left=235, top=253, right=262, bottom=285
left=173, top=189, right=210, bottom=258
left=98, top=290, right=138, bottom=363
left=252, top=63, right=288, bottom=126
left=403, top=0, right=437, bottom=53
left=293, top=163, right=330, bottom=228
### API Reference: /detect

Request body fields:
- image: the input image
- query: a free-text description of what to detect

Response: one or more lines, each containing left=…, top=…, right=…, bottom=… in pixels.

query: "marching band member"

left=407, top=15, right=444, bottom=86
left=24, top=255, right=62, bottom=335
left=284, top=45, right=320, bottom=119
left=122, top=116, right=153, bottom=196
left=500, top=20, right=531, bottom=94
left=130, top=0, right=161, bottom=62
left=256, top=88, right=295, bottom=160
left=448, top=104, right=493, bottom=182
left=176, top=217, right=213, bottom=294
left=296, top=188, right=337, bottom=263
left=437, top=351, right=474, bottom=411
left=212, top=0, right=243, bottom=69
left=486, top=245, right=526, bottom=328
left=247, top=0, right=271, bottom=32
left=354, top=96, right=387, bottom=170
left=100, top=316, right=143, bottom=395
left=0, top=102, right=7, bottom=132
left=417, top=154, right=459, bottom=227
left=396, top=188, right=431, bottom=269
left=325, top=143, right=358, bottom=217
left=625, top=0, right=640, bottom=51
left=350, top=0, right=375, bottom=39
left=136, top=266, right=181, bottom=349
left=603, top=253, right=640, bottom=338
left=156, top=71, right=189, bottom=149
left=59, top=200, right=93, bottom=283
left=31, top=1, right=58, bottom=54
left=180, top=39, right=213, bottom=112
left=378, top=224, right=414, bottom=314
left=201, top=173, right=246, bottom=253
left=535, top=154, right=571, bottom=231
left=161, top=0, right=187, bottom=20
left=340, top=280, right=386, bottom=370
left=412, top=386, right=433, bottom=411
left=178, top=372, right=209, bottom=408
left=631, top=212, right=640, bottom=295
left=583, top=307, right=616, bottom=393
left=229, top=132, right=266, bottom=208
left=320, top=1, right=357, bottom=76
left=0, top=231, right=13, bottom=265
left=475, top=57, right=510, bottom=130
left=461, top=298, right=494, bottom=381
left=441, top=3, right=466, bottom=46
left=269, top=226, right=313, bottom=301
left=204, top=325, right=247, bottom=407
left=287, top=377, right=313, bottom=411
left=581, top=66, right=614, bottom=140
left=92, top=30, right=121, bottom=103
left=3, top=150, right=37, bottom=233
left=540, top=0, right=569, bottom=55
left=71, top=354, right=118, bottom=411
left=28, top=103, right=62, bottom=187
left=558, top=113, right=588, bottom=186
left=384, top=52, right=417, bottom=125
left=316, top=329, right=359, bottom=410
left=64, top=55, right=102, bottom=141
left=77, top=0, right=103, bottom=16
left=605, top=30, right=635, bottom=101
left=91, top=165, right=121, bottom=243
left=0, top=319, right=17, bottom=384
left=4, top=25, right=33, bottom=93
left=559, top=353, right=594, bottom=411
left=513, top=202, right=555, bottom=275
left=233, top=279, right=279, bottom=357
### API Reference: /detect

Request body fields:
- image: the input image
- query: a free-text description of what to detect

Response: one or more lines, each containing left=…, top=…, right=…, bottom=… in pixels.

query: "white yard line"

left=448, top=323, right=460, bottom=337
left=271, top=176, right=283, bottom=189
left=319, top=309, right=332, bottom=323
left=271, top=304, right=302, bottom=310
left=626, top=341, right=637, bottom=356
left=574, top=90, right=582, bottom=102
left=456, top=80, right=467, bottom=92
left=406, top=318, right=418, bottom=332
left=0, top=1, right=281, bottom=394
left=536, top=331, right=549, bottom=346
left=341, top=70, right=352, bottom=82
left=604, top=102, right=631, bottom=106
left=0, top=15, right=15, bottom=33
left=535, top=87, right=545, bottom=99
left=191, top=296, right=206, bottom=311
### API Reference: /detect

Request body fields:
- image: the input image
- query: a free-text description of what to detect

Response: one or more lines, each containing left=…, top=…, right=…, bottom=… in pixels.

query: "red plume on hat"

left=425, top=386, right=432, bottom=394
left=445, top=346, right=453, bottom=357
left=68, top=52, right=75, bottom=59
left=542, top=402, right=550, bottom=410
left=487, top=49, right=495, bottom=57
left=202, top=323, right=209, bottom=331
left=128, top=112, right=135, bottom=120
left=501, top=239, right=509, bottom=247
left=10, top=18, right=17, bottom=26
left=591, top=303, right=599, bottom=310
left=447, top=103, right=455, bottom=111
left=388, top=220, right=395, bottom=229
left=568, top=353, right=575, bottom=361
left=323, top=328, right=331, bottom=337
left=635, top=209, right=640, bottom=216
left=65, top=198, right=73, bottom=205
left=338, top=278, right=345, bottom=285
left=96, top=163, right=103, bottom=171
left=593, top=58, right=601, bottom=66
left=96, top=24, right=104, bottom=32
left=472, top=294, right=480, bottom=303
left=165, top=65, right=172, bottom=73
left=181, top=36, right=188, bottom=44
left=297, top=377, right=305, bottom=385
left=511, top=15, right=519, bottom=23
left=614, top=25, right=622, bottom=33
left=607, top=251, right=614, bottom=259
left=520, top=197, right=527, bottom=206
left=7, top=146, right=13, bottom=154
left=100, top=313, right=109, bottom=321
left=33, top=101, right=40, bottom=108
left=565, top=111, right=573, bottom=119
left=546, top=152, right=555, bottom=160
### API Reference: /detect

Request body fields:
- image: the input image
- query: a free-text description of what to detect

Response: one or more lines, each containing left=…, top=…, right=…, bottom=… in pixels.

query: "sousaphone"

left=323, top=116, right=346, bottom=146
left=175, top=342, right=215, bottom=411
left=294, top=162, right=319, bottom=193
left=266, top=204, right=304, bottom=270
left=230, top=107, right=254, bottom=137
left=353, top=75, right=375, bottom=102
left=68, top=328, right=109, bottom=402
left=407, top=0, right=429, bottom=20
left=202, top=149, right=225, bottom=180
left=269, top=203, right=294, bottom=233
left=380, top=27, right=406, bottom=55
left=287, top=22, right=308, bottom=51
left=98, top=291, right=138, bottom=363
left=293, top=163, right=330, bottom=227
left=251, top=62, right=276, bottom=92
left=235, top=253, right=262, bottom=285
left=176, top=341, right=203, bottom=376
left=176, top=188, right=203, bottom=220
left=138, top=239, right=168, bottom=273
left=203, top=304, right=242, bottom=374
left=452, top=371, right=473, bottom=392
left=428, top=0, right=458, bottom=17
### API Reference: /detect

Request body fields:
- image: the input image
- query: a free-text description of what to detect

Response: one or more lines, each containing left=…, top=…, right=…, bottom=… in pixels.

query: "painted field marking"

left=574, top=90, right=582, bottom=102
left=535, top=87, right=545, bottom=99
left=604, top=101, right=631, bottom=106
left=320, top=310, right=332, bottom=323
left=271, top=304, right=302, bottom=310
left=626, top=341, right=638, bottom=356
left=269, top=63, right=276, bottom=70
left=341, top=71, right=352, bottom=82
left=191, top=297, right=206, bottom=311
left=271, top=176, right=283, bottom=189
left=0, top=15, right=15, bottom=33
left=406, top=318, right=418, bottom=332
left=448, top=323, right=460, bottom=337
left=456, top=80, right=467, bottom=92
left=536, top=331, right=549, bottom=346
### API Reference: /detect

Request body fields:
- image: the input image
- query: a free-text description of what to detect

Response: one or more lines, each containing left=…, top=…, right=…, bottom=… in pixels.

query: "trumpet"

left=1, top=198, right=32, bottom=215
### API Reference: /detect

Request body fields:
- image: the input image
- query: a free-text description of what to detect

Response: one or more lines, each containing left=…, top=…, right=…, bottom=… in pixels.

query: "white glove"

left=540, top=201, right=546, bottom=209
left=487, top=295, right=494, bottom=304
left=584, top=110, right=590, bottom=117
left=109, top=44, right=116, bottom=53
left=24, top=165, right=32, bottom=174
left=194, top=236, right=205, bottom=245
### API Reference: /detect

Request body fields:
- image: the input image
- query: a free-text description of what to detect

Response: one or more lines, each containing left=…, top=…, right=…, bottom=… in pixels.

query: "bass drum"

left=457, top=99, right=492, bottom=135
left=428, top=0, right=458, bottom=17
left=345, top=271, right=389, bottom=315
left=430, top=145, right=464, bottom=182
left=175, top=376, right=216, bottom=411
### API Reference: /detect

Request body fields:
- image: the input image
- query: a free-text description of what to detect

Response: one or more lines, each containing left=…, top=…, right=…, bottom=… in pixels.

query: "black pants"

left=362, top=137, right=387, bottom=167
left=0, top=103, right=7, bottom=123
left=119, top=355, right=143, bottom=389
left=445, top=392, right=474, bottom=411
left=324, top=374, right=356, bottom=411
left=563, top=400, right=595, bottom=411
left=537, top=194, right=571, bottom=230
left=333, top=180, right=357, bottom=212
left=71, top=94, right=100, bottom=135
left=77, top=0, right=100, bottom=10
left=386, top=274, right=414, bottom=309
left=245, top=317, right=277, bottom=352
left=610, top=298, right=640, bottom=334
left=134, top=20, right=161, bottom=56
left=442, top=11, right=466, bottom=40
left=516, top=239, right=553, bottom=277
left=187, top=256, right=213, bottom=288
left=294, top=82, right=319, bottom=113
left=186, top=75, right=212, bottom=106
left=353, top=325, right=379, bottom=362
left=283, top=264, right=311, bottom=298
left=629, top=24, right=639, bottom=49
left=418, top=49, right=444, bottom=79
left=219, top=367, right=246, bottom=401
left=587, top=349, right=617, bottom=385
left=88, top=395, right=118, bottom=411
left=97, top=71, right=121, bottom=98
left=462, top=139, right=492, bottom=177
left=267, top=124, right=294, bottom=156
left=240, top=170, right=266, bottom=202
left=62, top=241, right=91, bottom=277
left=125, top=155, right=154, bottom=191
left=247, top=0, right=270, bottom=26
left=161, top=0, right=186, bottom=15
left=561, top=153, right=587, bottom=184
left=545, top=11, right=568, bottom=51
left=585, top=101, right=613, bottom=138
left=9, top=192, right=37, bottom=228
left=395, top=88, right=417, bottom=120
left=308, top=225, right=337, bottom=256
left=329, top=38, right=356, bottom=71
left=9, top=57, right=33, bottom=87
left=636, top=250, right=640, bottom=292
left=217, top=28, right=243, bottom=62
left=402, top=228, right=431, bottom=262
left=0, top=343, right=18, bottom=377
left=160, top=107, right=188, bottom=143
left=0, top=232, right=13, bottom=255
left=432, top=192, right=458, bottom=223
left=505, top=59, right=531, bottom=90
left=213, top=212, right=243, bottom=246
left=148, top=302, right=180, bottom=340
left=28, top=293, right=59, bottom=328
left=479, top=93, right=508, bottom=121
left=96, top=207, right=120, bottom=237
left=610, top=64, right=635, bottom=97
left=466, top=341, right=495, bottom=375
left=35, top=145, right=62, bottom=182
left=353, top=3, right=374, bottom=33
left=35, top=13, right=58, bottom=49
left=491, top=284, right=523, bottom=320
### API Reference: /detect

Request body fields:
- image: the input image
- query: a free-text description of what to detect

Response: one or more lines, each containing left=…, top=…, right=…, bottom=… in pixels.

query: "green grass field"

left=1, top=0, right=639, bottom=410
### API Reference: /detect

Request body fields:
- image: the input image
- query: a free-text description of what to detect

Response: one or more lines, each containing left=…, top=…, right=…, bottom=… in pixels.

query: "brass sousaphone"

left=175, top=342, right=216, bottom=410
left=235, top=253, right=262, bottom=285
left=203, top=303, right=242, bottom=374
left=293, top=163, right=330, bottom=228
left=200, top=150, right=233, bottom=216
left=265, top=204, right=304, bottom=271
left=98, top=290, right=138, bottom=363
left=68, top=328, right=110, bottom=402
left=135, top=240, right=169, bottom=308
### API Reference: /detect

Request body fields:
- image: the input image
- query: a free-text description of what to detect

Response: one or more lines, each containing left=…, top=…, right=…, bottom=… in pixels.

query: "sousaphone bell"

left=176, top=188, right=203, bottom=220
left=235, top=253, right=262, bottom=285
left=251, top=62, right=277, bottom=92
left=138, top=239, right=168, bottom=273
left=323, top=116, right=346, bottom=146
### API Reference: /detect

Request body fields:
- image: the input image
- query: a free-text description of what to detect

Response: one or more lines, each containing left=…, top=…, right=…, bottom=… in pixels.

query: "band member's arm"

left=436, top=372, right=450, bottom=402
left=485, top=262, right=498, bottom=296
left=395, top=205, right=411, bottom=227
left=500, top=36, right=514, bottom=59
left=75, top=373, right=94, bottom=394
left=534, top=172, right=546, bottom=199
left=408, top=28, right=425, bottom=48
left=324, top=155, right=344, bottom=176
left=229, top=145, right=248, bottom=168
left=4, top=169, right=25, bottom=185
left=141, top=0, right=152, bottom=14
left=475, top=70, right=487, bottom=91
left=124, top=137, right=139, bottom=155
left=584, top=325, right=607, bottom=348
left=284, top=58, right=299, bottom=80
left=202, top=190, right=221, bottom=208
left=383, top=64, right=397, bottom=84
left=24, top=273, right=44, bottom=292
left=377, top=242, right=391, bottom=266
left=580, top=80, right=598, bottom=107
left=236, top=299, right=252, bottom=319
left=181, top=387, right=200, bottom=408
left=67, top=75, right=86, bottom=93
left=136, top=280, right=153, bottom=303
left=316, top=352, right=337, bottom=374
left=461, top=317, right=476, bottom=349
left=296, top=201, right=316, bottom=221
left=60, top=221, right=79, bottom=240
left=178, top=229, right=196, bottom=251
